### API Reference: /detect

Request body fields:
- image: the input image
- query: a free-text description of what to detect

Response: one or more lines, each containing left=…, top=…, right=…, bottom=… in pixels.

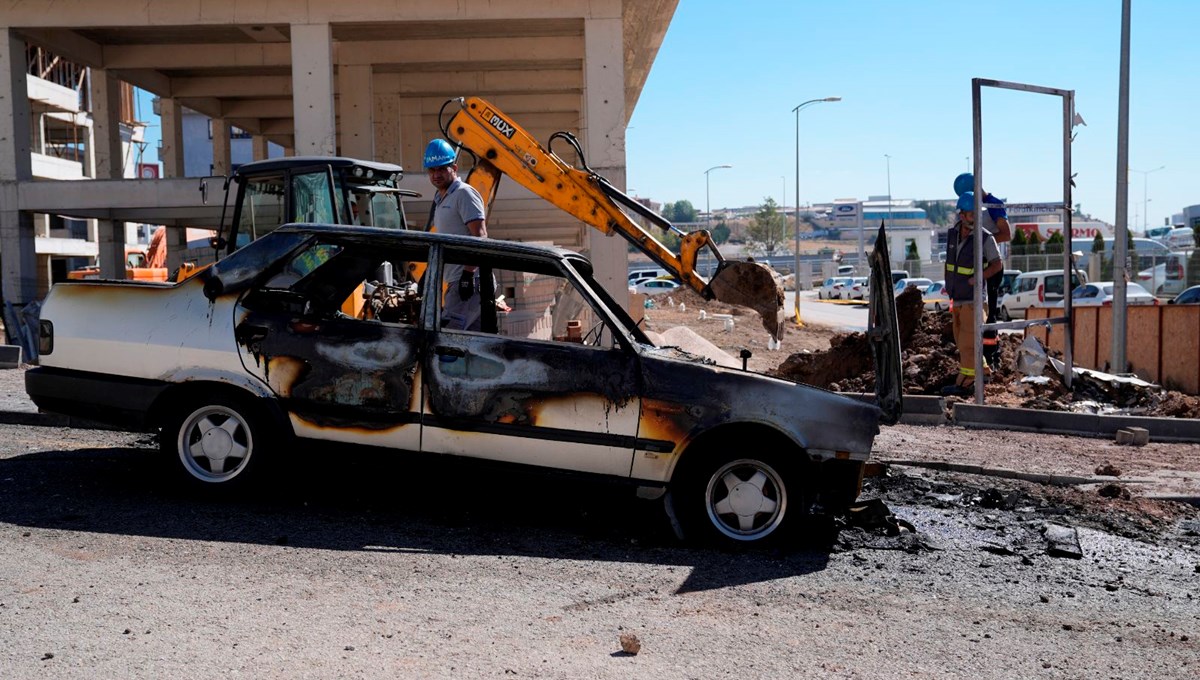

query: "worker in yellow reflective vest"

left=943, top=191, right=1003, bottom=396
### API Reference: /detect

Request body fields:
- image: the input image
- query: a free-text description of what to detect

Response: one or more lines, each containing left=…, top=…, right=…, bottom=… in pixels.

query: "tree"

left=915, top=200, right=953, bottom=227
left=904, top=239, right=921, bottom=277
left=660, top=202, right=677, bottom=222
left=1045, top=231, right=1064, bottom=255
left=1091, top=232, right=1104, bottom=254
left=711, top=220, right=731, bottom=244
left=673, top=199, right=698, bottom=224
left=745, top=197, right=789, bottom=257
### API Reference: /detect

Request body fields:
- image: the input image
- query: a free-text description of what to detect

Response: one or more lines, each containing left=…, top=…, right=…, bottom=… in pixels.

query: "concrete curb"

left=838, top=392, right=1200, bottom=444
left=952, top=403, right=1200, bottom=444
left=880, top=459, right=1200, bottom=506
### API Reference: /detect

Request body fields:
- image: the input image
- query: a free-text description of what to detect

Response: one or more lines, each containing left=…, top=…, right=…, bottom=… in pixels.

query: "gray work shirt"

left=432, top=178, right=486, bottom=237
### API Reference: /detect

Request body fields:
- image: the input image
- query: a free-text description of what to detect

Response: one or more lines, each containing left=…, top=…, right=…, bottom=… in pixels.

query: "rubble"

left=768, top=287, right=1200, bottom=418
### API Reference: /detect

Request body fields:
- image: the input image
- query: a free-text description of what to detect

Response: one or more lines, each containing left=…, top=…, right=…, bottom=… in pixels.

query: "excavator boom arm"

left=444, top=97, right=785, bottom=339
left=448, top=97, right=713, bottom=295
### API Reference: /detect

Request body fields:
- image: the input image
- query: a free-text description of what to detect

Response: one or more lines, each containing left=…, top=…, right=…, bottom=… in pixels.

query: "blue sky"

left=627, top=0, right=1199, bottom=229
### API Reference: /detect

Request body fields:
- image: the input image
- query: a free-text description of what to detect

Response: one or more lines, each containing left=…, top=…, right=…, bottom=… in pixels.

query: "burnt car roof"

left=233, top=156, right=404, bottom=177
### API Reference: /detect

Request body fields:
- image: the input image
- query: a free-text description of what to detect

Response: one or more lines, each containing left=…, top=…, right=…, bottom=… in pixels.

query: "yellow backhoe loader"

left=437, top=96, right=787, bottom=340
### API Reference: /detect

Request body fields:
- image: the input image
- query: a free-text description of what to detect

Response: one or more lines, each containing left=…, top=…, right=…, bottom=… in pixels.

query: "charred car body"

left=26, top=224, right=901, bottom=546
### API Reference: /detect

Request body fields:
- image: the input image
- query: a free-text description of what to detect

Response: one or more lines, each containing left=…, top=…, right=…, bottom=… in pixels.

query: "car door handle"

left=236, top=324, right=269, bottom=344
left=434, top=345, right=466, bottom=358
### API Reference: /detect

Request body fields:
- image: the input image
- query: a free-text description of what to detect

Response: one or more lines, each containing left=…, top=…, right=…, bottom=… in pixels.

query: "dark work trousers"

left=983, top=269, right=1001, bottom=364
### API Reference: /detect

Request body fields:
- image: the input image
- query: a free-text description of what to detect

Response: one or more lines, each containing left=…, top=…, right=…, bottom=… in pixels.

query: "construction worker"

left=953, top=173, right=1010, bottom=364
left=424, top=138, right=489, bottom=330
left=944, top=191, right=1004, bottom=395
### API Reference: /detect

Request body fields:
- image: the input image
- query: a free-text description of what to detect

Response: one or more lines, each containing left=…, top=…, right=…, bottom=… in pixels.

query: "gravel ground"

left=1, top=423, right=1197, bottom=679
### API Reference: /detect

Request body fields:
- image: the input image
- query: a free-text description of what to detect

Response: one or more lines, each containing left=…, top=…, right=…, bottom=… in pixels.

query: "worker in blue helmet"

left=953, top=173, right=1011, bottom=367
left=424, top=138, right=489, bottom=331
left=943, top=191, right=1003, bottom=396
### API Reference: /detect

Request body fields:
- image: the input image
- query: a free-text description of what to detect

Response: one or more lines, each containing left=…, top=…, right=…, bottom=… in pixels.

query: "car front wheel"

left=999, top=306, right=1011, bottom=322
left=674, top=452, right=799, bottom=546
left=163, top=394, right=270, bottom=488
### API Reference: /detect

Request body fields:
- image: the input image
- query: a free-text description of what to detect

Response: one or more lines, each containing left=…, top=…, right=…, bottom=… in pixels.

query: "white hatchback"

left=997, top=269, right=1087, bottom=320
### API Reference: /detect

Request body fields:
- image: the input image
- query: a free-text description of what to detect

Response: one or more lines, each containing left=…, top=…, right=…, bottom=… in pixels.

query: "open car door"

left=868, top=222, right=903, bottom=425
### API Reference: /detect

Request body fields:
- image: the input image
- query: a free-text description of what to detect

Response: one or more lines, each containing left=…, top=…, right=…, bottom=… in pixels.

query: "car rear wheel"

left=674, top=451, right=800, bottom=546
left=163, top=394, right=270, bottom=488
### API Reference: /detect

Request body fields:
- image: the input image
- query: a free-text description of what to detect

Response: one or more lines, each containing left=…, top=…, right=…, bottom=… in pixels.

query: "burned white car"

left=27, top=224, right=901, bottom=546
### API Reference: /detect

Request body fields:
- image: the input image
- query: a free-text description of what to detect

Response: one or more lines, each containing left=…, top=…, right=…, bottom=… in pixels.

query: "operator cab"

left=209, top=156, right=420, bottom=256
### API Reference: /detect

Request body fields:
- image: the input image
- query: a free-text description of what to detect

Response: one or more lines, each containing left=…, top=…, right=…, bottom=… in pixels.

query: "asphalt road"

left=787, top=290, right=869, bottom=331
left=1, top=423, right=1196, bottom=679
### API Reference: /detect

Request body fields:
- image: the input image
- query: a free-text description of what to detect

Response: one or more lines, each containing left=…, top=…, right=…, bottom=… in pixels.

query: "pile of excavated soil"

left=770, top=287, right=1200, bottom=418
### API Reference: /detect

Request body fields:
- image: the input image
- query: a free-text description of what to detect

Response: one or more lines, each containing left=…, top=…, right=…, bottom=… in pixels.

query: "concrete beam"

left=175, top=97, right=224, bottom=120
left=0, top=1, right=603, bottom=26
left=17, top=29, right=103, bottom=69
left=222, top=98, right=294, bottom=119
left=103, top=43, right=294, bottom=70
left=172, top=75, right=294, bottom=98
left=374, top=69, right=582, bottom=97
left=110, top=68, right=172, bottom=98
left=291, top=23, right=336, bottom=156
left=18, top=178, right=225, bottom=227
left=337, top=36, right=582, bottom=66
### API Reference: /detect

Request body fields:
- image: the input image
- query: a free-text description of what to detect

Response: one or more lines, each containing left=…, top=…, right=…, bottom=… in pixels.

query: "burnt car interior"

left=237, top=236, right=644, bottom=351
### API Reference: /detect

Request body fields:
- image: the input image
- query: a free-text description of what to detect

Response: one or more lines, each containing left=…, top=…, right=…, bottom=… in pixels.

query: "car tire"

left=933, top=302, right=943, bottom=312
left=999, top=306, right=1011, bottom=322
left=817, top=291, right=824, bottom=300
left=673, top=449, right=801, bottom=547
left=162, top=392, right=272, bottom=489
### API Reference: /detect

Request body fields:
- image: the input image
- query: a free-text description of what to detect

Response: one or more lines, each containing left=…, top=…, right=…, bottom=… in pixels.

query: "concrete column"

left=89, top=68, right=126, bottom=280
left=290, top=23, right=336, bottom=156
left=397, top=97, right=423, bottom=173
left=211, top=119, right=231, bottom=176
left=582, top=16, right=628, bottom=309
left=338, top=64, right=373, bottom=159
left=251, top=135, right=269, bottom=161
left=159, top=98, right=189, bottom=274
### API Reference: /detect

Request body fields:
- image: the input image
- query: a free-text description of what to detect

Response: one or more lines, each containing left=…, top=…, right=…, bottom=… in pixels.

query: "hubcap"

left=177, top=405, right=253, bottom=482
left=705, top=459, right=787, bottom=541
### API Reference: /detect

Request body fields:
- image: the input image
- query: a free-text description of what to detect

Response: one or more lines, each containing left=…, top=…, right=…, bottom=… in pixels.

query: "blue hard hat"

left=423, top=139, right=457, bottom=169
left=956, top=191, right=975, bottom=212
left=954, top=172, right=974, bottom=197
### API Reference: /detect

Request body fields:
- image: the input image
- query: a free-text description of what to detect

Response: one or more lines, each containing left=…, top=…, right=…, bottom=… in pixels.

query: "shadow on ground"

left=0, top=442, right=835, bottom=592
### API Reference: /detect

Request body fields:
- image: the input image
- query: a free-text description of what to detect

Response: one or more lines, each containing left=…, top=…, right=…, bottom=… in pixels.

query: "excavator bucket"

left=707, top=261, right=787, bottom=341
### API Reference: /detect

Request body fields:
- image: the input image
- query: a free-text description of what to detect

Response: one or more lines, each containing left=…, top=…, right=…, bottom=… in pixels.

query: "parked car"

left=997, top=269, right=1087, bottom=320
left=1170, top=285, right=1200, bottom=305
left=1076, top=237, right=1172, bottom=272
left=893, top=277, right=933, bottom=294
left=837, top=264, right=855, bottom=276
left=25, top=224, right=903, bottom=547
left=628, top=268, right=668, bottom=286
left=1164, top=227, right=1196, bottom=250
left=843, top=277, right=870, bottom=301
left=1138, top=252, right=1190, bottom=297
left=632, top=278, right=680, bottom=296
left=1053, top=282, right=1157, bottom=307
left=818, top=276, right=854, bottom=300
left=891, top=270, right=911, bottom=285
left=1145, top=225, right=1172, bottom=243
left=923, top=280, right=950, bottom=311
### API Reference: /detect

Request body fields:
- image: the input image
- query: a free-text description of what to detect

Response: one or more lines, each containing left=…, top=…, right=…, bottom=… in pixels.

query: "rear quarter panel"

left=40, top=277, right=248, bottom=384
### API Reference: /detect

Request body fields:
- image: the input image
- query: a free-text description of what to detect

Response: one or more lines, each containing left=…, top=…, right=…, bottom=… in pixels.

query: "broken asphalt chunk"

left=1042, top=523, right=1083, bottom=559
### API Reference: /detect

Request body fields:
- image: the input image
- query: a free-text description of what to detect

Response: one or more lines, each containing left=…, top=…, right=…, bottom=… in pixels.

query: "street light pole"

left=704, top=164, right=732, bottom=274
left=792, top=96, right=841, bottom=325
left=1130, top=165, right=1165, bottom=232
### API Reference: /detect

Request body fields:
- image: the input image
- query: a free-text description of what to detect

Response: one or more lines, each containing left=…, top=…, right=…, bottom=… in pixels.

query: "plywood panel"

left=1126, top=305, right=1161, bottom=382
left=1073, top=307, right=1098, bottom=369
left=1094, top=307, right=1112, bottom=373
left=1161, top=305, right=1200, bottom=393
